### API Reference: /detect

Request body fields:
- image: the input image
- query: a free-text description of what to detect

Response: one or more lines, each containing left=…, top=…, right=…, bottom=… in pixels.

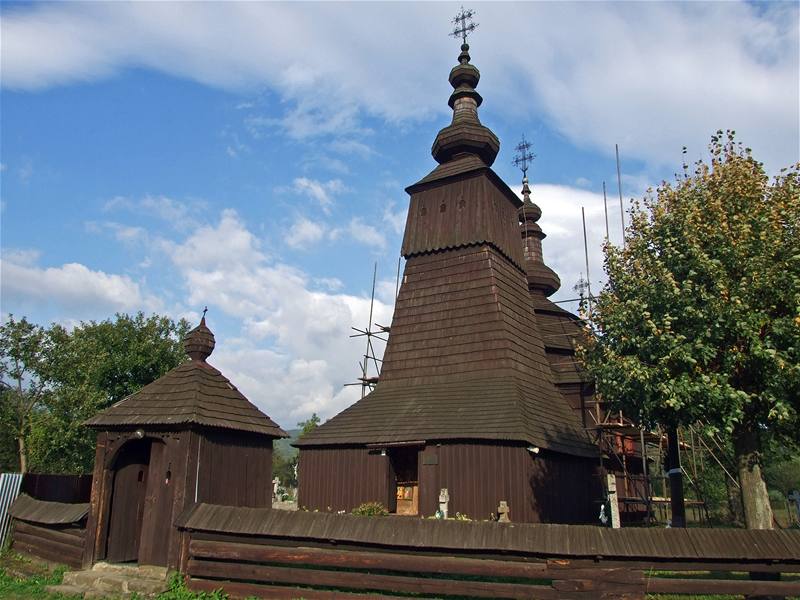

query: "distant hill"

left=275, top=428, right=300, bottom=459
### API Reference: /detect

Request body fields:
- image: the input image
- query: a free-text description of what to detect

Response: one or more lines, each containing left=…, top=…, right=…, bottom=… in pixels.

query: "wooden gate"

left=105, top=439, right=150, bottom=563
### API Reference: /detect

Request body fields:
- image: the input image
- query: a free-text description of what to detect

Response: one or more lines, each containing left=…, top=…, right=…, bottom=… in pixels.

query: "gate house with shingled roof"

left=82, top=317, right=286, bottom=569
left=295, top=42, right=599, bottom=524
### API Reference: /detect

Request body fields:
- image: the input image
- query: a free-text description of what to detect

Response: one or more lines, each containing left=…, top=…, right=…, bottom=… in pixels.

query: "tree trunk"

left=733, top=425, right=773, bottom=530
left=17, top=435, right=27, bottom=473
left=667, top=426, right=686, bottom=527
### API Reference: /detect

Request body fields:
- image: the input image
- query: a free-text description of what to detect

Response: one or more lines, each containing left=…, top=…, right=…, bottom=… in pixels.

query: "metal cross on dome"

left=513, top=135, right=536, bottom=177
left=450, top=6, right=478, bottom=45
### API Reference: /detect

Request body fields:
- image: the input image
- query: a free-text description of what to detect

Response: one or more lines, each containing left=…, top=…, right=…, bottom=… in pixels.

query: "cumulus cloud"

left=331, top=217, right=387, bottom=251
left=284, top=216, right=325, bottom=250
left=290, top=177, right=345, bottom=214
left=0, top=252, right=161, bottom=315
left=1, top=2, right=796, bottom=168
left=164, top=210, right=394, bottom=424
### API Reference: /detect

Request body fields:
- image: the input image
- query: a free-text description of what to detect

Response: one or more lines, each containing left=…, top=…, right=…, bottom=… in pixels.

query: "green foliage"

left=273, top=447, right=298, bottom=489
left=0, top=312, right=189, bottom=474
left=579, top=132, right=799, bottom=526
left=157, top=572, right=227, bottom=600
left=351, top=501, right=389, bottom=516
left=581, top=132, right=799, bottom=438
left=297, top=413, right=321, bottom=437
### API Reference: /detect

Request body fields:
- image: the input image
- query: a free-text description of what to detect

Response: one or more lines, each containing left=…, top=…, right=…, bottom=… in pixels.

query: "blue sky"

left=1, top=2, right=798, bottom=429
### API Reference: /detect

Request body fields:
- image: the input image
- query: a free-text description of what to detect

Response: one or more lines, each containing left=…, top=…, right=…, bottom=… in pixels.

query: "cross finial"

left=202, top=306, right=208, bottom=319
left=513, top=134, right=535, bottom=177
left=450, top=6, right=478, bottom=45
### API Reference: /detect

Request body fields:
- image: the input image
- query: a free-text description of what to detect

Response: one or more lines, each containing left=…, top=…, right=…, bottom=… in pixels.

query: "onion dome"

left=431, top=43, right=500, bottom=166
left=184, top=315, right=215, bottom=362
left=519, top=177, right=561, bottom=297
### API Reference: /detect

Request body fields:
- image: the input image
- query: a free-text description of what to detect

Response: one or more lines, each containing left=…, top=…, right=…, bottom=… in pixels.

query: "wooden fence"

left=178, top=504, right=800, bottom=600
left=7, top=494, right=89, bottom=569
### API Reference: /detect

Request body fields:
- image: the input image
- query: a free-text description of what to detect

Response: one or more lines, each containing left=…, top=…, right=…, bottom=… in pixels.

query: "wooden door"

left=137, top=440, right=175, bottom=566
left=105, top=440, right=150, bottom=563
left=390, top=448, right=419, bottom=516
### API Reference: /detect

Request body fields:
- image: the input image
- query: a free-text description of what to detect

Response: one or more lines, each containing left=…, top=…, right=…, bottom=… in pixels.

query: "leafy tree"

left=0, top=312, right=189, bottom=474
left=298, top=413, right=321, bottom=437
left=580, top=132, right=799, bottom=529
left=273, top=448, right=298, bottom=489
left=0, top=316, right=54, bottom=472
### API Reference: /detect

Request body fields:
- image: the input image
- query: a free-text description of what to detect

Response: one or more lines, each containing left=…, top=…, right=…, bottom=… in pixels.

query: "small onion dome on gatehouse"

left=431, top=43, right=500, bottom=166
left=84, top=315, right=287, bottom=438
left=519, top=177, right=561, bottom=297
left=184, top=316, right=215, bottom=362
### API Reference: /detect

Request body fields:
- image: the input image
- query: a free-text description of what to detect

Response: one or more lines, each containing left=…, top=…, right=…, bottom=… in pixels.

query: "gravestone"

left=498, top=500, right=510, bottom=522
left=438, top=488, right=450, bottom=519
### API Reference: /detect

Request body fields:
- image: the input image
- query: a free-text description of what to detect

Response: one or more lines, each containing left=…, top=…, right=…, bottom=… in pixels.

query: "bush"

left=351, top=502, right=388, bottom=516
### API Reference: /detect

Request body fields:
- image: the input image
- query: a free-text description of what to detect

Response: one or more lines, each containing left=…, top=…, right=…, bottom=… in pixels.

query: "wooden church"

left=295, top=41, right=599, bottom=523
left=82, top=317, right=286, bottom=568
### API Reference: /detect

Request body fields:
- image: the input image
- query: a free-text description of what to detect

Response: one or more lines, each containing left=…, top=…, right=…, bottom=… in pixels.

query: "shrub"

left=351, top=502, right=389, bottom=516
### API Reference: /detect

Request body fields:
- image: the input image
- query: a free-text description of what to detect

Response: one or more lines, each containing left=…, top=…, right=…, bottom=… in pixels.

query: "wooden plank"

left=189, top=578, right=403, bottom=599
left=187, top=559, right=566, bottom=600
left=189, top=539, right=548, bottom=579
left=13, top=531, right=83, bottom=563
left=13, top=521, right=85, bottom=549
left=13, top=539, right=82, bottom=568
left=646, top=577, right=800, bottom=595
left=547, top=557, right=800, bottom=574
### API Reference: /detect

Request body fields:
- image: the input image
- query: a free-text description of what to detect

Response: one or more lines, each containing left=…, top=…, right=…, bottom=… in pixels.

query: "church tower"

left=296, top=12, right=597, bottom=523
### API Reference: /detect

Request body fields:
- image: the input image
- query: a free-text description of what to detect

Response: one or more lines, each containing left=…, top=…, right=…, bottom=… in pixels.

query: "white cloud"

left=330, top=217, right=387, bottom=251
left=0, top=253, right=160, bottom=315
left=284, top=216, right=325, bottom=250
left=104, top=195, right=202, bottom=230
left=85, top=220, right=148, bottom=244
left=382, top=201, right=408, bottom=236
left=165, top=210, right=394, bottom=424
left=1, top=3, right=796, bottom=168
left=290, top=177, right=345, bottom=214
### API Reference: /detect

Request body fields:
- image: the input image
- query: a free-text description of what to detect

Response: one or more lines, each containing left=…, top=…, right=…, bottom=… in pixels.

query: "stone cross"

left=438, top=488, right=450, bottom=519
left=497, top=500, right=510, bottom=523
left=789, top=490, right=800, bottom=525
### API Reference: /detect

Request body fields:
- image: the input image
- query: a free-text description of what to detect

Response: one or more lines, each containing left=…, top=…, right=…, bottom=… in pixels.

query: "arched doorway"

left=105, top=439, right=151, bottom=563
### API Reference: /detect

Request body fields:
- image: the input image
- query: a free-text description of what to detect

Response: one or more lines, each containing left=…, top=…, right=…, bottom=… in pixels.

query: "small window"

left=137, top=470, right=144, bottom=482
left=439, top=203, right=446, bottom=213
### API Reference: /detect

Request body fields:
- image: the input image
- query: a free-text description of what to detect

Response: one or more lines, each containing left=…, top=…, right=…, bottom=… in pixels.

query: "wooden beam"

left=646, top=577, right=800, bottom=595
left=187, top=559, right=566, bottom=600
left=189, top=539, right=548, bottom=579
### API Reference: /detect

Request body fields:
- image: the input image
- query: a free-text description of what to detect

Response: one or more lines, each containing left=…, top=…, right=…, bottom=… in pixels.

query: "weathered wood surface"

left=189, top=539, right=548, bottom=578
left=11, top=522, right=85, bottom=568
left=187, top=559, right=563, bottom=600
left=645, top=576, right=800, bottom=595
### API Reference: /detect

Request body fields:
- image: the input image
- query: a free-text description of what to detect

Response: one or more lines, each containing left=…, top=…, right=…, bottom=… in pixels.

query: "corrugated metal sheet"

left=0, top=473, right=23, bottom=547
left=8, top=493, right=89, bottom=525
left=177, top=503, right=800, bottom=562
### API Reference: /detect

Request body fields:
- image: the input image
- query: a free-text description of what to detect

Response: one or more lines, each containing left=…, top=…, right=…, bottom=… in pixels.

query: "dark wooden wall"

left=12, top=521, right=86, bottom=569
left=197, top=430, right=273, bottom=508
left=299, top=442, right=597, bottom=523
left=84, top=430, right=197, bottom=569
left=298, top=446, right=391, bottom=512
left=402, top=172, right=525, bottom=269
left=21, top=474, right=93, bottom=504
left=419, top=442, right=597, bottom=524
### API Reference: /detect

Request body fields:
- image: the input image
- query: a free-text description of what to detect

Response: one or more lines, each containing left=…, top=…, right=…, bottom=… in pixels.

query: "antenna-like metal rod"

left=616, top=144, right=625, bottom=248
left=362, top=262, right=378, bottom=398
left=581, top=206, right=593, bottom=305
left=602, top=181, right=610, bottom=241
left=395, top=255, right=401, bottom=300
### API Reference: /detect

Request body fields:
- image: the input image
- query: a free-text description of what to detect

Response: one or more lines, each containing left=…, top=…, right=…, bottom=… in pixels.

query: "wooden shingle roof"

left=296, top=246, right=596, bottom=457
left=85, top=318, right=287, bottom=438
